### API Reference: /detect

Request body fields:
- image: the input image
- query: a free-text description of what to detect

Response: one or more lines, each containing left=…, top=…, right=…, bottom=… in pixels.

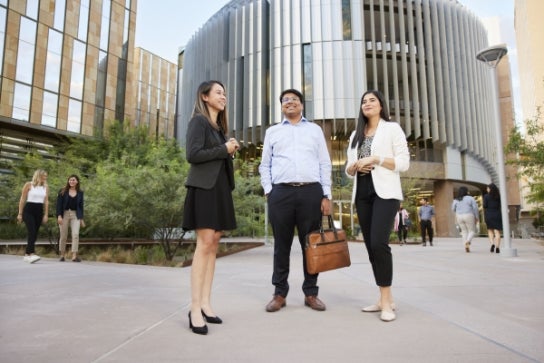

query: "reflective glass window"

left=67, top=99, right=82, bottom=133
left=0, top=7, right=6, bottom=76
left=78, top=0, right=89, bottom=41
left=302, top=44, right=313, bottom=119
left=44, top=29, right=63, bottom=92
left=342, top=0, right=352, bottom=40
left=42, top=91, right=58, bottom=127
left=26, top=0, right=39, bottom=20
left=0, top=0, right=6, bottom=6
left=54, top=0, right=65, bottom=31
left=70, top=40, right=86, bottom=99
left=95, top=51, right=107, bottom=106
left=123, top=9, right=129, bottom=44
left=100, top=0, right=111, bottom=51
left=16, top=18, right=36, bottom=83
left=12, top=83, right=32, bottom=121
left=94, top=105, right=104, bottom=136
left=16, top=41, right=35, bottom=84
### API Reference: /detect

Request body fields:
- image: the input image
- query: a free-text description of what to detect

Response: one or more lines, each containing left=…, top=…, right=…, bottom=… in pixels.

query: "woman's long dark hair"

left=192, top=80, right=228, bottom=134
left=350, top=90, right=391, bottom=149
left=456, top=186, right=469, bottom=201
left=487, top=183, right=500, bottom=199
left=59, top=175, right=80, bottom=196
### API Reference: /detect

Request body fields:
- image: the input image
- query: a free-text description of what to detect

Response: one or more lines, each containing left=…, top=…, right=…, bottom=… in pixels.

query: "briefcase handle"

left=320, top=215, right=339, bottom=239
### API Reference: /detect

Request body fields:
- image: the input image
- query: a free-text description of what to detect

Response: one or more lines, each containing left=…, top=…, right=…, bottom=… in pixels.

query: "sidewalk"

left=1, top=237, right=543, bottom=363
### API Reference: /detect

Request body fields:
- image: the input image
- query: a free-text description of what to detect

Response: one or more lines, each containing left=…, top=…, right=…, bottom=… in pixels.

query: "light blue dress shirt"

left=259, top=117, right=332, bottom=198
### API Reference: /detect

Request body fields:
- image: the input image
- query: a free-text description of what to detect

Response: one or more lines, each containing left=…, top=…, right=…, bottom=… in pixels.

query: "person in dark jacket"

left=182, top=80, right=239, bottom=335
left=483, top=183, right=502, bottom=253
left=56, top=175, right=85, bottom=262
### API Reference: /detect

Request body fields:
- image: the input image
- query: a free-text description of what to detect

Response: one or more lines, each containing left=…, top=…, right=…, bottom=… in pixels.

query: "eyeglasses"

left=281, top=97, right=300, bottom=104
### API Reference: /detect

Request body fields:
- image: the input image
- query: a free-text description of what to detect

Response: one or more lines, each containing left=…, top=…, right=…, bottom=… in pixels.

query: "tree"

left=231, top=161, right=265, bottom=237
left=84, top=125, right=190, bottom=260
left=505, top=106, right=544, bottom=227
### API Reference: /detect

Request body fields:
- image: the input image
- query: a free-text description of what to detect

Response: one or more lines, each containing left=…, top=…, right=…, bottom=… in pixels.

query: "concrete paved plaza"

left=1, top=237, right=543, bottom=362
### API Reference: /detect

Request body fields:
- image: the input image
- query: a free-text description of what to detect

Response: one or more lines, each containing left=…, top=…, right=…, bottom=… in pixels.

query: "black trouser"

left=267, top=183, right=323, bottom=297
left=397, top=226, right=407, bottom=242
left=355, top=174, right=399, bottom=287
left=420, top=220, right=433, bottom=243
left=23, top=202, right=44, bottom=255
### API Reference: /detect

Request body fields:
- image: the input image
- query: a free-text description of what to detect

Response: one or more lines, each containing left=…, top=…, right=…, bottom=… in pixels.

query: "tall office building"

left=132, top=47, right=177, bottom=139
left=0, top=0, right=134, bottom=162
left=515, top=0, right=544, bottom=218
left=177, top=0, right=519, bottom=237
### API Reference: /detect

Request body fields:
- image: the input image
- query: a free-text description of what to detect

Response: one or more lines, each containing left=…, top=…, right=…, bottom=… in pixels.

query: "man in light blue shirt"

left=418, top=198, right=435, bottom=246
left=259, top=88, right=332, bottom=313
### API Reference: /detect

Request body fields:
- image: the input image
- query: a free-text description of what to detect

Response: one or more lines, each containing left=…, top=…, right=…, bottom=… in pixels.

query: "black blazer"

left=185, top=114, right=235, bottom=190
left=56, top=190, right=84, bottom=219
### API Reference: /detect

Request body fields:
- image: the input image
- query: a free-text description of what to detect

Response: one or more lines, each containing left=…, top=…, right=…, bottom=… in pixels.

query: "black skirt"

left=182, top=162, right=236, bottom=231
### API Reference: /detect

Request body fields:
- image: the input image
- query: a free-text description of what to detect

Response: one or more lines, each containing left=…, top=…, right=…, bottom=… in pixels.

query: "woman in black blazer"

left=183, top=80, right=240, bottom=335
left=56, top=174, right=85, bottom=262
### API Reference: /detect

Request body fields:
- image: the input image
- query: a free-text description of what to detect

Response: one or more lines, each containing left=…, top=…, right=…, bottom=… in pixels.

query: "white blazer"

left=345, top=119, right=410, bottom=203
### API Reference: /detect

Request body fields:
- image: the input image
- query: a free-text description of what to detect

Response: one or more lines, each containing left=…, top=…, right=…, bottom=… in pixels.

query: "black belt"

left=277, top=182, right=319, bottom=187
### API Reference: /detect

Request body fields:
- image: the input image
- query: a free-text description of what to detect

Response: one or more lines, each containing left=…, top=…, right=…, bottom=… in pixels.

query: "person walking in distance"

left=56, top=174, right=85, bottom=262
left=418, top=198, right=435, bottom=246
left=345, top=90, right=410, bottom=322
left=182, top=80, right=239, bottom=335
left=17, top=169, right=49, bottom=263
left=259, top=88, right=332, bottom=313
left=394, top=204, right=409, bottom=245
left=483, top=183, right=502, bottom=254
left=452, top=186, right=479, bottom=253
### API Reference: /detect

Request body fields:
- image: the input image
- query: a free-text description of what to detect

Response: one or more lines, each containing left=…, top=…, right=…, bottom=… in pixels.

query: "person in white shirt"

left=345, top=90, right=410, bottom=322
left=17, top=169, right=49, bottom=263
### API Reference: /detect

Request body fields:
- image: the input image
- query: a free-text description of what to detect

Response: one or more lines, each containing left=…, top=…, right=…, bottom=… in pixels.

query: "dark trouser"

left=397, top=227, right=407, bottom=242
left=267, top=183, right=323, bottom=297
left=420, top=220, right=433, bottom=243
left=23, top=202, right=44, bottom=255
left=355, top=174, right=399, bottom=287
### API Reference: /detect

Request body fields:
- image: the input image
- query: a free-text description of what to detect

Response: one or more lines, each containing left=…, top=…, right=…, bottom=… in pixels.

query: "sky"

left=134, top=0, right=519, bottom=117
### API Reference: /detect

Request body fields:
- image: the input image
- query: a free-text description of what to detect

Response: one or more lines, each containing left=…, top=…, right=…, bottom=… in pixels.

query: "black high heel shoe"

left=202, top=310, right=223, bottom=324
left=188, top=312, right=208, bottom=335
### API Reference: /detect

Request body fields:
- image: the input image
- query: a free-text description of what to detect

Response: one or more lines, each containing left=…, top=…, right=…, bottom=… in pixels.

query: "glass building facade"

left=177, top=0, right=516, bottom=237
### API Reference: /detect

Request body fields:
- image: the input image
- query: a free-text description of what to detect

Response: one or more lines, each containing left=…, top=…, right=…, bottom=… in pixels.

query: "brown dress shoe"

left=265, top=295, right=286, bottom=312
left=304, top=295, right=326, bottom=311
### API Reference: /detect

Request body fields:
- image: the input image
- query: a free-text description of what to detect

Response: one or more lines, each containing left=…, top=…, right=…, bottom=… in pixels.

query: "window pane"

left=44, top=29, right=63, bottom=91
left=96, top=51, right=107, bottom=106
left=12, top=83, right=31, bottom=121
left=70, top=40, right=86, bottom=99
left=54, top=0, right=66, bottom=31
left=16, top=41, right=35, bottom=83
left=78, top=0, right=89, bottom=41
left=16, top=18, right=36, bottom=84
left=67, top=99, right=82, bottom=133
left=0, top=7, right=6, bottom=74
left=26, top=0, right=39, bottom=19
left=42, top=91, right=58, bottom=127
left=19, top=17, right=36, bottom=43
left=100, top=0, right=111, bottom=51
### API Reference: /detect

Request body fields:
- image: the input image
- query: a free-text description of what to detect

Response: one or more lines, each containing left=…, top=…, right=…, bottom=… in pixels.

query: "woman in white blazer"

left=345, top=90, right=409, bottom=322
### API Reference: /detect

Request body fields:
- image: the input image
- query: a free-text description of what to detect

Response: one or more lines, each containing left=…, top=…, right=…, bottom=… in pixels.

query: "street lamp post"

left=476, top=44, right=517, bottom=257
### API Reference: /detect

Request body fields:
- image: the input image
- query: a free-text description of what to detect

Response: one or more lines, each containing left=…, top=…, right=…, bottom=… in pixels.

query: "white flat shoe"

left=380, top=310, right=396, bottom=322
left=362, top=302, right=396, bottom=312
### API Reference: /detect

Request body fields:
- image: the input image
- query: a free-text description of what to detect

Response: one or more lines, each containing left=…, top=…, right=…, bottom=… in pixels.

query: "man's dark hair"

left=279, top=89, right=304, bottom=104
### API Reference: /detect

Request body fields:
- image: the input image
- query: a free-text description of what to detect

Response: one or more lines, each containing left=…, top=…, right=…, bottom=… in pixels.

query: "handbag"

left=304, top=215, right=351, bottom=274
